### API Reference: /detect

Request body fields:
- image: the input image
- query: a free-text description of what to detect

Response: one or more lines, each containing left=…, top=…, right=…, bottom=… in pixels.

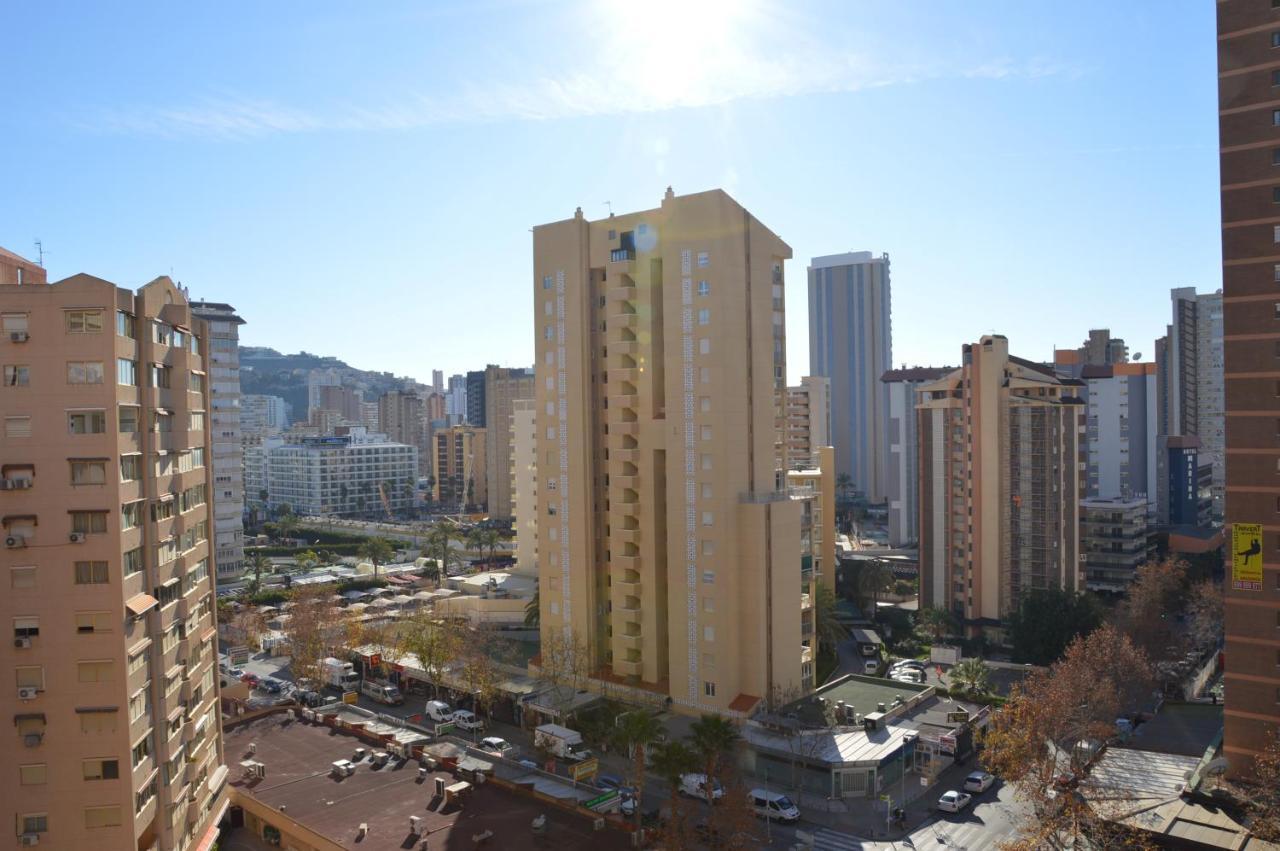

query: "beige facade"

left=511, top=398, right=537, bottom=574
left=533, top=188, right=803, bottom=714
left=483, top=366, right=534, bottom=518
left=433, top=425, right=486, bottom=510
left=377, top=390, right=431, bottom=476
left=0, top=254, right=227, bottom=850
left=785, top=376, right=831, bottom=471
left=917, top=335, right=1084, bottom=632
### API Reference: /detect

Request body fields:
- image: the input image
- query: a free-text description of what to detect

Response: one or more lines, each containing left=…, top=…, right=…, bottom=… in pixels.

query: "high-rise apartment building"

left=1217, top=0, right=1280, bottom=774
left=241, top=394, right=287, bottom=441
left=252, top=428, right=417, bottom=517
left=917, top=336, right=1084, bottom=631
left=190, top=301, right=246, bottom=581
left=378, top=390, right=430, bottom=476
left=483, top=366, right=535, bottom=519
left=432, top=369, right=444, bottom=393
left=0, top=252, right=227, bottom=850
left=1158, top=287, right=1224, bottom=520
left=433, top=425, right=486, bottom=510
left=310, top=384, right=364, bottom=425
left=465, top=370, right=486, bottom=426
left=1080, top=497, right=1153, bottom=593
left=1062, top=328, right=1129, bottom=367
left=533, top=188, right=804, bottom=713
left=784, top=376, right=830, bottom=471
left=445, top=374, right=467, bottom=418
left=807, top=251, right=892, bottom=501
left=305, top=368, right=341, bottom=418
left=511, top=398, right=537, bottom=572
left=882, top=367, right=953, bottom=547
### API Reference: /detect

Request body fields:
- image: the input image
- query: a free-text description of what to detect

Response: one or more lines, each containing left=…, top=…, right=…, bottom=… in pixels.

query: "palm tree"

left=949, top=657, right=991, bottom=697
left=917, top=606, right=958, bottom=644
left=814, top=584, right=847, bottom=658
left=424, top=525, right=456, bottom=588
left=613, top=711, right=665, bottom=828
left=357, top=537, right=395, bottom=580
left=835, top=473, right=853, bottom=503
left=524, top=589, right=540, bottom=627
left=649, top=740, right=698, bottom=845
left=250, top=553, right=271, bottom=588
left=688, top=714, right=740, bottom=809
left=466, top=526, right=487, bottom=556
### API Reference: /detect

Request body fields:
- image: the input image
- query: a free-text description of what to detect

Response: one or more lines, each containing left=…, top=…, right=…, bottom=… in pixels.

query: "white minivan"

left=425, top=700, right=454, bottom=723
left=678, top=773, right=724, bottom=802
left=749, top=789, right=800, bottom=822
left=453, top=709, right=484, bottom=732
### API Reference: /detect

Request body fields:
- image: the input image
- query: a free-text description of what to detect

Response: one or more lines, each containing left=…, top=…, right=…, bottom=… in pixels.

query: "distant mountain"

left=239, top=347, right=424, bottom=424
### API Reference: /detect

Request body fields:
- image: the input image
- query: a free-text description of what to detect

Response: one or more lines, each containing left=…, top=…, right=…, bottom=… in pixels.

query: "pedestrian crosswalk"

left=798, top=817, right=1014, bottom=851
left=806, top=827, right=870, bottom=850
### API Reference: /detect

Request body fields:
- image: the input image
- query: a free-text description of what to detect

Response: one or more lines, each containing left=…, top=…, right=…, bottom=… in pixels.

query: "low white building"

left=253, top=428, right=418, bottom=517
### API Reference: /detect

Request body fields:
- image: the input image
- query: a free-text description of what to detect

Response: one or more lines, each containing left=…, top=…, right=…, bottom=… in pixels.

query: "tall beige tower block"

left=0, top=251, right=227, bottom=850
left=533, top=188, right=804, bottom=714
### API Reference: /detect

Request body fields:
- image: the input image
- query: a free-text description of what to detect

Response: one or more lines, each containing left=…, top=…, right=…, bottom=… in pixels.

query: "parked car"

left=425, top=700, right=455, bottom=724
left=240, top=672, right=260, bottom=686
left=596, top=774, right=627, bottom=792
left=962, top=771, right=994, bottom=794
left=890, top=660, right=925, bottom=672
left=479, top=737, right=515, bottom=758
left=452, top=710, right=484, bottom=732
left=259, top=678, right=284, bottom=694
left=296, top=690, right=326, bottom=708
left=937, top=790, right=972, bottom=813
left=679, top=773, right=724, bottom=802
left=892, top=670, right=925, bottom=684
left=864, top=659, right=882, bottom=674
left=227, top=667, right=245, bottom=679
left=748, top=788, right=800, bottom=823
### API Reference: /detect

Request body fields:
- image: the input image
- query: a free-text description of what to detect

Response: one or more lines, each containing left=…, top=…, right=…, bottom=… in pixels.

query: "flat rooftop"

left=784, top=675, right=930, bottom=727
left=226, top=714, right=631, bottom=851
left=1123, top=702, right=1223, bottom=757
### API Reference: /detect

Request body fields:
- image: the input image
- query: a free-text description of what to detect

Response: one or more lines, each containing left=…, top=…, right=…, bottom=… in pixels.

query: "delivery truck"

left=360, top=679, right=405, bottom=705
left=534, top=723, right=591, bottom=762
left=322, top=657, right=360, bottom=691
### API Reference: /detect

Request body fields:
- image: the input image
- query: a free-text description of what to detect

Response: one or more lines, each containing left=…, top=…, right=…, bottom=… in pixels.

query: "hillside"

left=239, top=347, right=423, bottom=423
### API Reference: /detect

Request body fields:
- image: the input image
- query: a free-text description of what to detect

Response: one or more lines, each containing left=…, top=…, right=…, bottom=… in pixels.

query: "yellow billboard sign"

left=1232, top=523, right=1263, bottom=592
left=570, top=758, right=599, bottom=782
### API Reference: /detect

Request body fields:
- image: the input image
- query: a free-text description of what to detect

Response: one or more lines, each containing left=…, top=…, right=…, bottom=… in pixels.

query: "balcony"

left=610, top=448, right=638, bottom=464
left=611, top=393, right=639, bottom=409
left=609, top=421, right=639, bottom=438
left=611, top=311, right=639, bottom=329
left=617, top=595, right=641, bottom=614
left=611, top=474, right=639, bottom=490
left=609, top=367, right=640, bottom=384
left=613, top=527, right=640, bottom=545
left=607, top=285, right=636, bottom=301
left=610, top=248, right=635, bottom=263
left=800, top=593, right=813, bottom=611
left=614, top=657, right=642, bottom=677
left=613, top=554, right=640, bottom=571
left=611, top=339, right=640, bottom=357
left=616, top=629, right=643, bottom=651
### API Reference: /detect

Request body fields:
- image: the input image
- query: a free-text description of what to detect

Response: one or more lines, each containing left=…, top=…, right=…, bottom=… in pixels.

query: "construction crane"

left=377, top=481, right=394, bottom=521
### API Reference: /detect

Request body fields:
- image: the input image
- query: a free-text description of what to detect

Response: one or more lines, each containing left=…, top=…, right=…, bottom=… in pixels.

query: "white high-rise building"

left=191, top=300, right=246, bottom=580
left=242, top=393, right=288, bottom=438
left=255, top=428, right=417, bottom=517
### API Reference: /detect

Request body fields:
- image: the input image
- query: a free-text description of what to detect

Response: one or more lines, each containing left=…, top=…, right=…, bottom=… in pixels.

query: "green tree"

left=295, top=549, right=320, bottom=569
left=917, top=606, right=958, bottom=644
left=949, top=657, right=992, bottom=697
left=688, top=713, right=741, bottom=833
left=524, top=588, right=540, bottom=627
left=357, top=537, right=395, bottom=580
left=424, top=525, right=456, bottom=588
left=275, top=509, right=298, bottom=537
left=835, top=472, right=853, bottom=504
left=855, top=559, right=894, bottom=621
left=1007, top=587, right=1104, bottom=666
left=813, top=585, right=846, bottom=657
left=613, top=711, right=665, bottom=828
left=249, top=553, right=272, bottom=589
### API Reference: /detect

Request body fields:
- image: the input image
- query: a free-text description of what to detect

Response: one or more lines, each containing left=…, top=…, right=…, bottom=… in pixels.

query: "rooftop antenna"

left=603, top=201, right=613, bottom=216
left=33, top=239, right=45, bottom=268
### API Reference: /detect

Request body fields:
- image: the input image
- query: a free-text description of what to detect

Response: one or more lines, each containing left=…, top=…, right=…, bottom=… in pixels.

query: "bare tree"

left=399, top=610, right=463, bottom=698
left=539, top=628, right=590, bottom=696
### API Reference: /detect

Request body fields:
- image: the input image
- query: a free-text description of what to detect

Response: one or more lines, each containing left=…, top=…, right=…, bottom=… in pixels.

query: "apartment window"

left=83, top=758, right=120, bottom=781
left=1273, top=31, right=1280, bottom=47
left=128, top=687, right=149, bottom=722
left=5, top=416, right=31, bottom=438
left=134, top=778, right=157, bottom=815
left=189, top=371, right=204, bottom=393
left=70, top=460, right=107, bottom=485
left=131, top=735, right=151, bottom=767
left=67, top=361, right=105, bottom=384
left=699, top=338, right=710, bottom=355
left=697, top=280, right=710, bottom=297
left=1274, top=109, right=1280, bottom=127
left=702, top=570, right=715, bottom=584
left=2, top=313, right=29, bottom=335
left=116, top=311, right=136, bottom=339
left=151, top=499, right=174, bottom=522
left=542, top=275, right=553, bottom=290
left=189, top=411, right=205, bottom=431
left=150, top=364, right=171, bottom=388
left=118, top=405, right=140, bottom=433
left=700, top=366, right=710, bottom=384
left=65, top=310, right=104, bottom=333
left=120, top=454, right=141, bottom=482
left=704, top=681, right=716, bottom=697
left=702, top=511, right=714, bottom=526
left=701, top=453, right=712, bottom=471
left=78, top=660, right=114, bottom=683
left=701, top=425, right=712, bottom=441
left=700, top=397, right=711, bottom=413
left=75, top=612, right=112, bottom=635
left=14, top=617, right=38, bottom=639
left=11, top=567, right=36, bottom=589
left=84, top=805, right=122, bottom=829
left=71, top=511, right=108, bottom=534
left=701, top=483, right=712, bottom=499
left=703, top=625, right=715, bottom=642
left=78, top=710, right=117, bottom=734
left=123, top=547, right=143, bottom=577
left=121, top=501, right=143, bottom=530
left=4, top=365, right=29, bottom=386
left=18, top=764, right=46, bottom=786
left=697, top=308, right=710, bottom=326
left=18, top=815, right=47, bottom=835
left=701, top=539, right=715, bottom=556
left=16, top=666, right=43, bottom=690
left=703, top=597, right=715, bottom=612
left=697, top=251, right=710, bottom=267
left=68, top=410, right=107, bottom=434
left=117, top=358, right=138, bottom=386
left=73, top=561, right=109, bottom=585
left=543, top=326, right=554, bottom=340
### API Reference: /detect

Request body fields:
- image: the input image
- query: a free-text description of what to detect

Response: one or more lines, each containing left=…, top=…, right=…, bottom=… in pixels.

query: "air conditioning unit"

left=19, top=833, right=38, bottom=847
left=69, top=532, right=86, bottom=544
left=10, top=331, right=29, bottom=343
left=17, top=687, right=37, bottom=700
left=14, top=637, right=32, bottom=649
left=4, top=535, right=26, bottom=548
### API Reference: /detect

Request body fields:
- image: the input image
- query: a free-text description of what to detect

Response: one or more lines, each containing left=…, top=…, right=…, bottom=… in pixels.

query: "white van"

left=453, top=710, right=484, bottom=732
left=425, top=700, right=454, bottom=723
left=749, top=788, right=800, bottom=823
left=678, top=773, right=724, bottom=802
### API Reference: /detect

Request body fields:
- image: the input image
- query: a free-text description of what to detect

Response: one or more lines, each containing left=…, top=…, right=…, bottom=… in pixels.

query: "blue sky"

left=0, top=1, right=1219, bottom=381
